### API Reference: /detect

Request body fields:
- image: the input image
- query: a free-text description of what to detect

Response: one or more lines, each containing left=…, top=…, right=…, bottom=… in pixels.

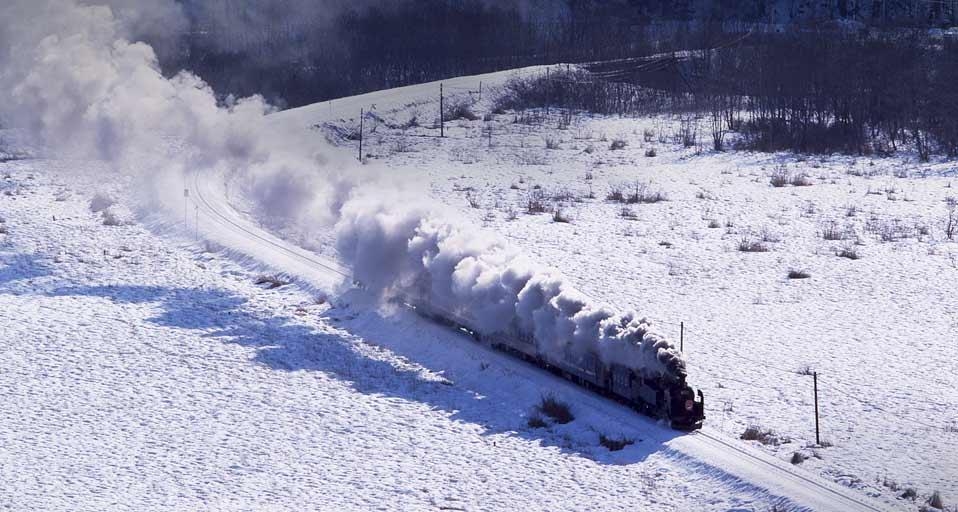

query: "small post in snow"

left=194, top=204, right=199, bottom=240
left=813, top=371, right=821, bottom=446
left=478, top=81, right=482, bottom=101
left=440, top=83, right=445, bottom=138
left=358, top=108, right=364, bottom=162
left=680, top=322, right=684, bottom=352
left=183, top=187, right=189, bottom=228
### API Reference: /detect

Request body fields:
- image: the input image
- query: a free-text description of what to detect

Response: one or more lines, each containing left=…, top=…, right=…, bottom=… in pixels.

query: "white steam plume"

left=0, top=0, right=347, bottom=224
left=336, top=189, right=687, bottom=382
left=0, top=0, right=686, bottom=382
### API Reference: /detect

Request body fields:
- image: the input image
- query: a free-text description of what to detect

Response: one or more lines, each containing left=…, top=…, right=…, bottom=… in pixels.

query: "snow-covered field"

left=2, top=56, right=954, bottom=510
left=0, top=146, right=874, bottom=512
left=269, top=74, right=958, bottom=508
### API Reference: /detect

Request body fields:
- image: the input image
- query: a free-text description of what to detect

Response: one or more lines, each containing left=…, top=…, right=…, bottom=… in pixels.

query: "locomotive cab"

left=668, top=384, right=705, bottom=430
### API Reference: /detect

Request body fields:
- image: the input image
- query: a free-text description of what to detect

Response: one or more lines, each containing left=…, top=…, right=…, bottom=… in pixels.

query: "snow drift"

left=0, top=0, right=686, bottom=381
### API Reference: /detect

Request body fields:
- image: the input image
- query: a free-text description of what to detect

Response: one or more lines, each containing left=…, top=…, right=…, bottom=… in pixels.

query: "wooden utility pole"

left=358, top=108, right=364, bottom=162
left=680, top=322, right=685, bottom=352
left=478, top=81, right=482, bottom=101
left=440, top=83, right=445, bottom=138
left=813, top=372, right=821, bottom=445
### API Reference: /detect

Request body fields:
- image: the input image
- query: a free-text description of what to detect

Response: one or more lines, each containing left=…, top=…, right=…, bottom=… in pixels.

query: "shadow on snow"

left=42, top=281, right=683, bottom=464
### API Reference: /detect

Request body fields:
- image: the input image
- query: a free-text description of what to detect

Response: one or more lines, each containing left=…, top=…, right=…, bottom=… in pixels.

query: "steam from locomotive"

left=0, top=0, right=689, bottom=384
left=336, top=187, right=688, bottom=382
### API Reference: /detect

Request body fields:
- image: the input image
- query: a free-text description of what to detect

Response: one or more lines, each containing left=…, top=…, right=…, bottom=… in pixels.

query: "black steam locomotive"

left=407, top=298, right=705, bottom=430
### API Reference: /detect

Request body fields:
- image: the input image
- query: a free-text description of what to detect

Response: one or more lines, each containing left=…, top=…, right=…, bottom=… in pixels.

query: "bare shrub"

left=820, top=220, right=847, bottom=241
left=678, top=117, right=697, bottom=147
left=538, top=394, right=574, bottom=424
left=837, top=246, right=861, bottom=260
left=790, top=452, right=806, bottom=464
left=711, top=110, right=726, bottom=151
left=465, top=192, right=481, bottom=209
left=738, top=235, right=769, bottom=253
left=505, top=207, right=519, bottom=221
left=770, top=168, right=791, bottom=188
left=866, top=217, right=910, bottom=242
left=741, top=426, right=788, bottom=445
left=255, top=274, right=291, bottom=289
left=599, top=434, right=634, bottom=452
left=606, top=185, right=625, bottom=202
left=620, top=207, right=638, bottom=220
left=790, top=173, right=814, bottom=186
left=627, top=181, right=666, bottom=204
left=645, top=147, right=657, bottom=157
left=609, top=139, right=628, bottom=150
left=788, top=269, right=811, bottom=279
left=445, top=100, right=479, bottom=121
left=545, top=137, right=561, bottom=150
left=526, top=189, right=547, bottom=214
left=552, top=207, right=571, bottom=223
left=901, top=488, right=918, bottom=500
left=707, top=219, right=721, bottom=229
left=760, top=226, right=781, bottom=243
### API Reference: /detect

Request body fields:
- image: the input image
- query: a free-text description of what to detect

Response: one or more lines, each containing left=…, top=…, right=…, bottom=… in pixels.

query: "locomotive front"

left=669, top=382, right=705, bottom=430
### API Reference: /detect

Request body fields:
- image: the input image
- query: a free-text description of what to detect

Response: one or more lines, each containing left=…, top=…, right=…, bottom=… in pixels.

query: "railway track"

left=187, top=167, right=893, bottom=512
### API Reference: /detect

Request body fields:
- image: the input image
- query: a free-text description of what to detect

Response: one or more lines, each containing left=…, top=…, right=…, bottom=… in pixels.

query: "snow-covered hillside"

left=0, top=142, right=886, bottom=511
left=266, top=71, right=958, bottom=510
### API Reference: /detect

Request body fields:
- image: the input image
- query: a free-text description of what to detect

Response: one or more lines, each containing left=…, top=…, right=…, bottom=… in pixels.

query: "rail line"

left=190, top=170, right=351, bottom=280
left=693, top=430, right=886, bottom=511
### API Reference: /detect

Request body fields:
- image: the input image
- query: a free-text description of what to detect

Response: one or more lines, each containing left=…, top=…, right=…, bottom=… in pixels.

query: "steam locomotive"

left=406, top=298, right=706, bottom=430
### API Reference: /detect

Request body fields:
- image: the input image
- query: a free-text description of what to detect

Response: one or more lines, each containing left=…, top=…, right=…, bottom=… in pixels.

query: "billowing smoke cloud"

left=0, top=0, right=685, bottom=382
left=336, top=188, right=686, bottom=382
left=0, top=0, right=347, bottom=224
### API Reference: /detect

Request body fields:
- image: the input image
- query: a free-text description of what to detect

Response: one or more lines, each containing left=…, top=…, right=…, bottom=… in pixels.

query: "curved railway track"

left=187, top=167, right=893, bottom=512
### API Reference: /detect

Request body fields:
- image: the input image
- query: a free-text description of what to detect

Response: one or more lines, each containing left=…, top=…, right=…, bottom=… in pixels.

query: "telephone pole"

left=358, top=108, right=364, bottom=162
left=680, top=322, right=684, bottom=352
left=440, top=83, right=445, bottom=138
left=813, top=372, right=821, bottom=445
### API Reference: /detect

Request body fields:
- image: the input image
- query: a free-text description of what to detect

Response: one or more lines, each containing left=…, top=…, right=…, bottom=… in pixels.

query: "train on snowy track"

left=405, top=297, right=706, bottom=430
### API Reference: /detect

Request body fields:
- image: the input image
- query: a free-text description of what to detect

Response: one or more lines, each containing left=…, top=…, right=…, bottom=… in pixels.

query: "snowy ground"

left=268, top=71, right=958, bottom=509
left=0, top=142, right=869, bottom=511
left=2, top=66, right=952, bottom=511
